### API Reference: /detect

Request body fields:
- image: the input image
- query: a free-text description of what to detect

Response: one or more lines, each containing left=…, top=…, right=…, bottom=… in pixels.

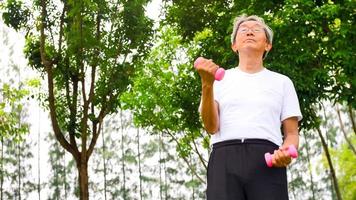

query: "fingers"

left=194, top=58, right=219, bottom=83
left=196, top=58, right=219, bottom=74
left=271, top=149, right=292, bottom=168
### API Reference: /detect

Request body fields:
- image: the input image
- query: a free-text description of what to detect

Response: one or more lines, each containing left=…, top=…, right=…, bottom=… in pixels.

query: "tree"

left=121, top=25, right=210, bottom=185
left=0, top=18, right=35, bottom=200
left=2, top=0, right=154, bottom=199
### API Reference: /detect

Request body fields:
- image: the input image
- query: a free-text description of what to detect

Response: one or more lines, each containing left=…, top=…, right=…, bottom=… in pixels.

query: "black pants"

left=207, top=139, right=289, bottom=200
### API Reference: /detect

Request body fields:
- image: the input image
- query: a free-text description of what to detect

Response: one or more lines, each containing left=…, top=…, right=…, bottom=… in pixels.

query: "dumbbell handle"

left=265, top=145, right=298, bottom=167
left=194, top=57, right=225, bottom=81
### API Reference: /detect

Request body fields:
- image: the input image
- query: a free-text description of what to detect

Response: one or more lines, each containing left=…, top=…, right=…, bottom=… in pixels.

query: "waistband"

left=212, top=139, right=278, bottom=149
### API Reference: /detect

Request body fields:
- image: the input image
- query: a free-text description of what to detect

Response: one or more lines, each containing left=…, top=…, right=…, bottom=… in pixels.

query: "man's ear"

left=231, top=43, right=238, bottom=52
left=263, top=43, right=273, bottom=59
left=265, top=43, right=272, bottom=52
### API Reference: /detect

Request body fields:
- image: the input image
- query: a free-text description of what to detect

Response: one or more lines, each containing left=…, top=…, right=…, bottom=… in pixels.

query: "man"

left=196, top=15, right=302, bottom=200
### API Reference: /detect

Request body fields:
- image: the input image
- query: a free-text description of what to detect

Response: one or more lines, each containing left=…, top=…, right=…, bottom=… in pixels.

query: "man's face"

left=232, top=21, right=272, bottom=55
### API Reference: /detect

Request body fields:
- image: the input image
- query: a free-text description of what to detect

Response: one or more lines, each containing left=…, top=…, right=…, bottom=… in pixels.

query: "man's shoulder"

left=264, top=68, right=292, bottom=82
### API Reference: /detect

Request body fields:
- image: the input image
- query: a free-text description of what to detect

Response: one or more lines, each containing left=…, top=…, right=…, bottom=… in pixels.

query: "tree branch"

left=348, top=104, right=356, bottom=135
left=191, top=136, right=208, bottom=170
left=316, top=127, right=342, bottom=200
left=163, top=129, right=205, bottom=183
left=87, top=7, right=103, bottom=159
left=336, top=104, right=356, bottom=155
left=87, top=120, right=102, bottom=160
left=40, top=0, right=78, bottom=158
left=57, top=0, right=67, bottom=62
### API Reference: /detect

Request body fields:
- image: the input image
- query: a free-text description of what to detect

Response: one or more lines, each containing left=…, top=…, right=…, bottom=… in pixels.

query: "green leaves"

left=1, top=0, right=30, bottom=30
left=327, top=136, right=356, bottom=200
left=0, top=83, right=30, bottom=140
left=122, top=25, right=201, bottom=133
left=6, top=0, right=156, bottom=140
left=161, top=0, right=356, bottom=130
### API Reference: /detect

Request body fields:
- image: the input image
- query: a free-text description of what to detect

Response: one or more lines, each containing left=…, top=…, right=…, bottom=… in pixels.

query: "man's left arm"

left=272, top=117, right=299, bottom=167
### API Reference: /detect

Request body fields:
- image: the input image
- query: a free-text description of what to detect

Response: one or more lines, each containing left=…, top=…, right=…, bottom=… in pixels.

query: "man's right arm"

left=196, top=58, right=220, bottom=134
left=200, top=83, right=220, bottom=134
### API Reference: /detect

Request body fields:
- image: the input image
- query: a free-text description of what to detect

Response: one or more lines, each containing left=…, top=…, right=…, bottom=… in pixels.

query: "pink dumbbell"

left=265, top=145, right=298, bottom=167
left=194, top=57, right=225, bottom=81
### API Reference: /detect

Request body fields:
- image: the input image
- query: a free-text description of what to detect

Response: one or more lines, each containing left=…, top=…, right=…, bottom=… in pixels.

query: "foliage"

left=2, top=0, right=155, bottom=198
left=0, top=137, right=36, bottom=199
left=0, top=83, right=29, bottom=140
left=121, top=25, right=210, bottom=163
left=1, top=0, right=30, bottom=31
left=124, top=0, right=355, bottom=198
left=160, top=0, right=356, bottom=130
left=331, top=136, right=356, bottom=200
left=2, top=0, right=154, bottom=139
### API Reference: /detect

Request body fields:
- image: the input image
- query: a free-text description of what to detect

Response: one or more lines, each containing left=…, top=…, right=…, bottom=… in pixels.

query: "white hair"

left=231, top=14, right=274, bottom=46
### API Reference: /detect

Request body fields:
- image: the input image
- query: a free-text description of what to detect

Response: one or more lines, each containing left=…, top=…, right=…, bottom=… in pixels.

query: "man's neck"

left=238, top=53, right=264, bottom=73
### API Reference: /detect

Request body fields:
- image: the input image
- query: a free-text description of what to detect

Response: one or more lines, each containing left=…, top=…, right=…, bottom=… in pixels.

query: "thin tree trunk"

left=64, top=153, right=67, bottom=199
left=137, top=128, right=143, bottom=200
left=37, top=95, right=41, bottom=200
left=348, top=105, right=356, bottom=135
left=303, top=131, right=316, bottom=200
left=1, top=136, right=3, bottom=200
left=102, top=125, right=107, bottom=200
left=290, top=171, right=297, bottom=200
left=316, top=127, right=342, bottom=200
left=336, top=105, right=356, bottom=155
left=56, top=152, right=60, bottom=200
left=120, top=111, right=127, bottom=199
left=17, top=70, right=22, bottom=200
left=191, top=159, right=195, bottom=200
left=159, top=133, right=163, bottom=200
left=163, top=138, right=168, bottom=200
left=17, top=142, right=21, bottom=200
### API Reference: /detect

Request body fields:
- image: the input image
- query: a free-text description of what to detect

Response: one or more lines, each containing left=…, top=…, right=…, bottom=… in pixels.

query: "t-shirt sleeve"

left=281, top=78, right=302, bottom=122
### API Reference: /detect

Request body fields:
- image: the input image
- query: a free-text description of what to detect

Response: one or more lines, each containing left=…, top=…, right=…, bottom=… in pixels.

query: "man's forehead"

left=240, top=21, right=263, bottom=27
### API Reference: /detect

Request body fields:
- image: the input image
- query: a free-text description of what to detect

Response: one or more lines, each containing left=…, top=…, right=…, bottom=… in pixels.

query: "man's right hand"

left=194, top=57, right=220, bottom=85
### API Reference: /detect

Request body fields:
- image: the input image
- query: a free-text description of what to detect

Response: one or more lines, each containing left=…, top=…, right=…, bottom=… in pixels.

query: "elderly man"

left=196, top=15, right=302, bottom=200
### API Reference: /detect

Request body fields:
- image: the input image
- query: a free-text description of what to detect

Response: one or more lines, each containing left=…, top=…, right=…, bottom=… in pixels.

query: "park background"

left=0, top=0, right=355, bottom=199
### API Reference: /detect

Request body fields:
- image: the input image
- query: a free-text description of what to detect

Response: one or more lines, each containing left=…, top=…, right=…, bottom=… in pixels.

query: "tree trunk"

left=159, top=133, right=163, bottom=200
left=316, top=127, right=342, bottom=200
left=77, top=161, right=89, bottom=200
left=120, top=111, right=127, bottom=199
left=191, top=163, right=195, bottom=200
left=290, top=171, right=297, bottom=200
left=348, top=105, right=356, bottom=135
left=102, top=125, right=107, bottom=200
left=64, top=153, right=67, bottom=199
left=56, top=153, right=60, bottom=200
left=17, top=142, right=21, bottom=200
left=137, top=128, right=143, bottom=200
left=163, top=137, right=168, bottom=200
left=336, top=105, right=356, bottom=155
left=37, top=101, right=41, bottom=200
left=1, top=137, right=3, bottom=200
left=303, top=132, right=316, bottom=200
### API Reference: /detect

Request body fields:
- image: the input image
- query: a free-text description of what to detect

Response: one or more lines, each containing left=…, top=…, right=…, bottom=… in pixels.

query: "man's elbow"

left=204, top=125, right=219, bottom=135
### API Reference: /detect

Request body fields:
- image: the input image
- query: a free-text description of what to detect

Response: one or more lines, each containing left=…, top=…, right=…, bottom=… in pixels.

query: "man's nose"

left=246, top=31, right=254, bottom=36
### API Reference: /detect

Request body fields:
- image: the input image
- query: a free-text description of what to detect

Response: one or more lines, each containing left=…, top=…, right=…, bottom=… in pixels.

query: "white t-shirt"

left=205, top=67, right=302, bottom=146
